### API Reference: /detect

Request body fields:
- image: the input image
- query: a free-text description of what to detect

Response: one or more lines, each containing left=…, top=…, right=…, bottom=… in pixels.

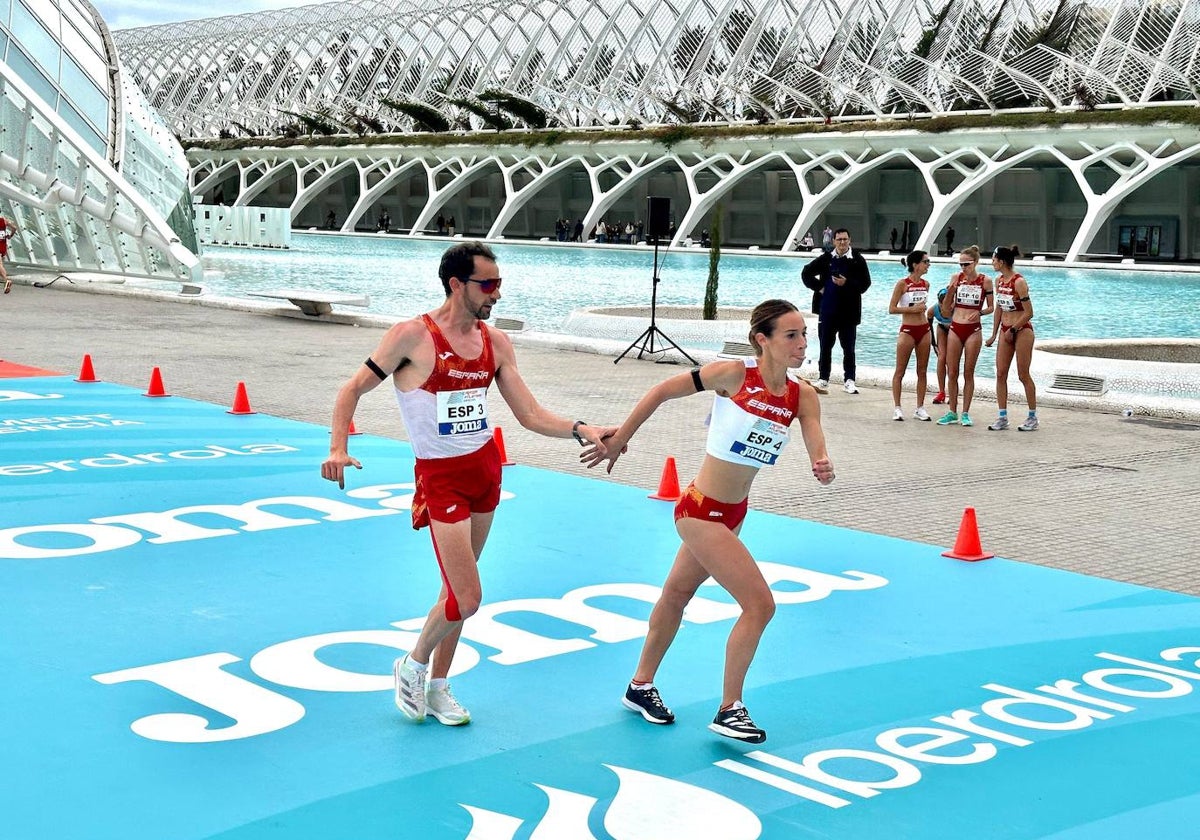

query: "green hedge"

left=186, top=105, right=1200, bottom=153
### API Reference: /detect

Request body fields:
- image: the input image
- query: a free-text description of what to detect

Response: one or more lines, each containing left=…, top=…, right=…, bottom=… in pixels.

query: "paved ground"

left=5, top=276, right=1200, bottom=596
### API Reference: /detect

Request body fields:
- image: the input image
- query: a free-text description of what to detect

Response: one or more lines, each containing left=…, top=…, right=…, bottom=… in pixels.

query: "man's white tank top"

left=705, top=359, right=800, bottom=468
left=394, top=314, right=496, bottom=459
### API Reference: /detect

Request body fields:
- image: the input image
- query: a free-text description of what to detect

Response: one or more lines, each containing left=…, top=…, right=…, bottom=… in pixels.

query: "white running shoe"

left=394, top=655, right=427, bottom=722
left=426, top=681, right=471, bottom=726
left=988, top=415, right=1009, bottom=431
left=843, top=379, right=859, bottom=394
left=813, top=379, right=829, bottom=393
left=914, top=406, right=931, bottom=421
left=1018, top=416, right=1040, bottom=432
left=893, top=407, right=904, bottom=421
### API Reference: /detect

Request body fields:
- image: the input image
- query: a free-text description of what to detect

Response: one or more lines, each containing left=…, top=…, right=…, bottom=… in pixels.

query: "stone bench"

left=248, top=288, right=370, bottom=316
left=493, top=317, right=526, bottom=331
left=719, top=340, right=755, bottom=357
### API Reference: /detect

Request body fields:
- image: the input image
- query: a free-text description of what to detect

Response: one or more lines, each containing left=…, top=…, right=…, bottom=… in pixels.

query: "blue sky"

left=92, top=0, right=322, bottom=30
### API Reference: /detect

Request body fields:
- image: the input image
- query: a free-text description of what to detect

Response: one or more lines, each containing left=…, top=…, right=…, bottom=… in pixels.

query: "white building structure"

left=0, top=0, right=200, bottom=281
left=113, top=0, right=1200, bottom=260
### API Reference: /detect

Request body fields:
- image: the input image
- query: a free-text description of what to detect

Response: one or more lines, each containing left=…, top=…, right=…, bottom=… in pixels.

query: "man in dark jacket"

left=801, top=228, right=872, bottom=393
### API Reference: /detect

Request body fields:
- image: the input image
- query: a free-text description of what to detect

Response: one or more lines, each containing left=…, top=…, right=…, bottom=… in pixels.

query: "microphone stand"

left=615, top=235, right=697, bottom=365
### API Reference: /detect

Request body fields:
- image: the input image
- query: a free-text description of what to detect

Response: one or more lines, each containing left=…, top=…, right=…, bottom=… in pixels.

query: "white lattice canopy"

left=113, top=0, right=1200, bottom=139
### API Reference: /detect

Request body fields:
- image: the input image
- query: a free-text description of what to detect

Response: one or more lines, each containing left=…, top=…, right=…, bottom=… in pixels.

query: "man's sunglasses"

left=462, top=277, right=502, bottom=293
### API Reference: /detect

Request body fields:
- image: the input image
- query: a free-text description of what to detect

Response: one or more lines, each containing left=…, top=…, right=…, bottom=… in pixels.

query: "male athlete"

left=321, top=241, right=612, bottom=726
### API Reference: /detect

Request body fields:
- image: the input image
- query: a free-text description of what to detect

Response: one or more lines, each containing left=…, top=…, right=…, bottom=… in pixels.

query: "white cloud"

left=91, top=0, right=325, bottom=30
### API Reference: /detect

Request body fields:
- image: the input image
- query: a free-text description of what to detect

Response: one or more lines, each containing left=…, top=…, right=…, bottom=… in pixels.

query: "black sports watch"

left=572, top=420, right=587, bottom=445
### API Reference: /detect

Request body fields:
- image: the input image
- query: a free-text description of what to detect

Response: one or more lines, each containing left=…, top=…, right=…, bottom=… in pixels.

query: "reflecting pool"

left=199, top=233, right=1200, bottom=377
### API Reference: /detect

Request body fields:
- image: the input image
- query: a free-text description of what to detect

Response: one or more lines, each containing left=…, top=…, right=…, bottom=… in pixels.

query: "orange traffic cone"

left=942, top=507, right=994, bottom=561
left=227, top=381, right=255, bottom=415
left=493, top=426, right=514, bottom=466
left=144, top=367, right=170, bottom=397
left=75, top=354, right=98, bottom=383
left=649, top=456, right=681, bottom=501
left=348, top=419, right=362, bottom=436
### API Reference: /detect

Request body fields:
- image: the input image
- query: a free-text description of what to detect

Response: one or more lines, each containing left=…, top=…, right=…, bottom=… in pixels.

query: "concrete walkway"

left=4, top=277, right=1199, bottom=596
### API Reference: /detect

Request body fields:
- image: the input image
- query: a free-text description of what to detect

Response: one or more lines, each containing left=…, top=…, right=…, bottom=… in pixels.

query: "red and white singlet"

left=952, top=272, right=986, bottom=311
left=995, top=273, right=1027, bottom=313
left=705, top=359, right=800, bottom=468
left=902, top=276, right=929, bottom=308
left=394, top=314, right=496, bottom=459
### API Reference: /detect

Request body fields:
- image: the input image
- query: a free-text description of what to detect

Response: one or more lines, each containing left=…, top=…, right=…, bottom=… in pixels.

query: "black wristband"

left=572, top=419, right=587, bottom=445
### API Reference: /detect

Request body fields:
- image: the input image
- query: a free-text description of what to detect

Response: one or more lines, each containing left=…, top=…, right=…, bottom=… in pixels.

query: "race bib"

left=729, top=418, right=788, bottom=466
left=909, top=289, right=928, bottom=306
left=436, top=387, right=489, bottom=435
left=996, top=292, right=1017, bottom=312
left=955, top=284, right=982, bottom=306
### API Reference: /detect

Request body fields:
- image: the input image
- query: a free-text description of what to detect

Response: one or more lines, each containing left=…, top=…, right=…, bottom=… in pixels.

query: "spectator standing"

left=937, top=245, right=993, bottom=427
left=929, top=287, right=951, bottom=404
left=1, top=216, right=15, bottom=294
left=820, top=225, right=834, bottom=252
left=944, top=225, right=956, bottom=256
left=888, top=250, right=933, bottom=421
left=985, top=245, right=1039, bottom=431
left=801, top=228, right=872, bottom=394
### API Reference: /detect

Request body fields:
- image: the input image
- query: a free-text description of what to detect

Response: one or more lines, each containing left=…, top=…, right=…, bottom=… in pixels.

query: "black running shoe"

left=708, top=703, right=766, bottom=743
left=622, top=684, right=675, bottom=724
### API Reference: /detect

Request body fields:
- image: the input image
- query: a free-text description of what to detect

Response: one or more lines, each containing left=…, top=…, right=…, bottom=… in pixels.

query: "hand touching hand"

left=581, top=431, right=628, bottom=473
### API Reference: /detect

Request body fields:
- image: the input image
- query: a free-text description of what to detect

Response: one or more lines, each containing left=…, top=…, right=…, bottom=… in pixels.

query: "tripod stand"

left=615, top=236, right=697, bottom=365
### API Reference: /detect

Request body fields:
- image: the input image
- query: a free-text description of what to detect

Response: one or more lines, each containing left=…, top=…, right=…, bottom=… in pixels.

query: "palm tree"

left=379, top=96, right=451, bottom=132
left=480, top=89, right=550, bottom=128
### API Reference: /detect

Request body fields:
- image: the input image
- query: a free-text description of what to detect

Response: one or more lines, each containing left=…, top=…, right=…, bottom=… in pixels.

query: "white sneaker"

left=914, top=406, right=931, bottom=421
left=843, top=379, right=858, bottom=394
left=426, top=681, right=471, bottom=726
left=893, top=407, right=904, bottom=421
left=813, top=379, right=829, bottom=393
left=394, top=655, right=427, bottom=722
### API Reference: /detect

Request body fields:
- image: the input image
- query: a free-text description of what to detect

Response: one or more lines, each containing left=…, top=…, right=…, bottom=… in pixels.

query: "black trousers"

left=817, top=319, right=857, bottom=381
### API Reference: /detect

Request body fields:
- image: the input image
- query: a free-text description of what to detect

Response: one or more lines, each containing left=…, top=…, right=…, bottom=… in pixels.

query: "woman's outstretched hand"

left=581, top=431, right=628, bottom=473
